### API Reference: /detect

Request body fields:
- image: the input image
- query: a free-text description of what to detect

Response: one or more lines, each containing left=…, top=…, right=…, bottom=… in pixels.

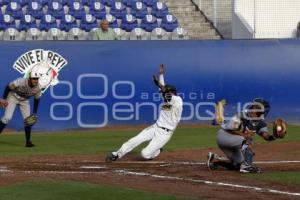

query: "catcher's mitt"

left=273, top=118, right=287, bottom=139
left=24, top=114, right=38, bottom=126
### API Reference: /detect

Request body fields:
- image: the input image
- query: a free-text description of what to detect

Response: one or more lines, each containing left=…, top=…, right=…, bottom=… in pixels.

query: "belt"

left=156, top=124, right=172, bottom=132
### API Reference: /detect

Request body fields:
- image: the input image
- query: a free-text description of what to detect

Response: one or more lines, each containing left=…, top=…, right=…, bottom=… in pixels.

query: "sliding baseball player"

left=106, top=64, right=183, bottom=162
left=0, top=70, right=42, bottom=147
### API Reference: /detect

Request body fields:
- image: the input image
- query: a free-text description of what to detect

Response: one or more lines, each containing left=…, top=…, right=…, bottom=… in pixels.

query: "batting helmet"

left=164, top=84, right=177, bottom=95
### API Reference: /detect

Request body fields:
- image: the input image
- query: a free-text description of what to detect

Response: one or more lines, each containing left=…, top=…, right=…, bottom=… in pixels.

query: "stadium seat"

left=110, top=2, right=127, bottom=19
left=62, top=0, right=80, bottom=7
left=171, top=27, right=189, bottom=40
left=5, top=2, right=23, bottom=20
left=68, top=1, right=85, bottom=19
left=80, top=14, right=98, bottom=32
left=0, top=15, right=17, bottom=31
left=151, top=2, right=168, bottom=18
left=3, top=27, right=20, bottom=40
left=25, top=27, right=43, bottom=40
left=142, top=0, right=158, bottom=7
left=60, top=14, right=77, bottom=32
left=67, top=27, right=86, bottom=40
left=113, top=27, right=129, bottom=40
left=40, top=14, right=58, bottom=31
left=26, top=1, right=44, bottom=19
left=19, top=15, right=38, bottom=31
left=129, top=27, right=149, bottom=40
left=150, top=27, right=169, bottom=40
left=121, top=14, right=137, bottom=32
left=47, top=1, right=65, bottom=19
left=45, top=27, right=64, bottom=40
left=160, top=14, right=178, bottom=32
left=123, top=0, right=138, bottom=8
left=140, top=14, right=158, bottom=32
left=130, top=1, right=148, bottom=19
left=88, top=1, right=106, bottom=20
left=102, top=0, right=117, bottom=7
left=105, top=14, right=118, bottom=28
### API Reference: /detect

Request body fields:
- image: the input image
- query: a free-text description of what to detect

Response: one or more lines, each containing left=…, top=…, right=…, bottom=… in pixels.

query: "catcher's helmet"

left=253, top=98, right=270, bottom=117
left=164, top=84, right=177, bottom=95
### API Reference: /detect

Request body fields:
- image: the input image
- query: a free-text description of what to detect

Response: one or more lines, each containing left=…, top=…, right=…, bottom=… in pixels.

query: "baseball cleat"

left=207, top=152, right=217, bottom=170
left=240, top=164, right=261, bottom=173
left=25, top=142, right=35, bottom=148
left=105, top=153, right=118, bottom=162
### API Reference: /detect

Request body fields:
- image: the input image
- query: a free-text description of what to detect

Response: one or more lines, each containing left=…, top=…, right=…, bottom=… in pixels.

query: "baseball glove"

left=24, top=114, right=38, bottom=126
left=273, top=118, right=287, bottom=139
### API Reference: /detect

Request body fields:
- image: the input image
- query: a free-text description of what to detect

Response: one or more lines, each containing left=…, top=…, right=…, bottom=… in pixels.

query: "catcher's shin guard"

left=242, top=144, right=255, bottom=166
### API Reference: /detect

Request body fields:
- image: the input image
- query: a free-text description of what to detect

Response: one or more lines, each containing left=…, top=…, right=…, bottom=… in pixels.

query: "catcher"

left=207, top=98, right=287, bottom=173
left=0, top=71, right=41, bottom=147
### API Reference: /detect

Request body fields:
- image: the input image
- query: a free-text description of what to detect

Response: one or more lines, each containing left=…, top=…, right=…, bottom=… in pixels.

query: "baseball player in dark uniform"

left=0, top=71, right=42, bottom=147
left=207, top=98, right=277, bottom=173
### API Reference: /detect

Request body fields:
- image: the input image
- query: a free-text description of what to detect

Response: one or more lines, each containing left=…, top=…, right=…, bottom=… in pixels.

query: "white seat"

left=113, top=28, right=129, bottom=40
left=25, top=28, right=43, bottom=40
left=171, top=27, right=189, bottom=40
left=67, top=27, right=87, bottom=40
left=129, top=28, right=150, bottom=40
left=45, top=28, right=65, bottom=40
left=3, top=28, right=21, bottom=41
left=150, top=28, right=170, bottom=40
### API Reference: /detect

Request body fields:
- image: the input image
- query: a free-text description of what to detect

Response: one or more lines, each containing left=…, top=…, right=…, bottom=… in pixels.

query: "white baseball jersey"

left=10, top=78, right=42, bottom=101
left=156, top=95, right=183, bottom=130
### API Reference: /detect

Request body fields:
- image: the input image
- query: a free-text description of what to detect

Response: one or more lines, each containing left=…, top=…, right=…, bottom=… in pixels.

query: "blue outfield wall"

left=0, top=40, right=300, bottom=130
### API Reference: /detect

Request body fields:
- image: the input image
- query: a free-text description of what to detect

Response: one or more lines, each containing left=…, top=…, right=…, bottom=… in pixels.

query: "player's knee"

left=141, top=149, right=153, bottom=160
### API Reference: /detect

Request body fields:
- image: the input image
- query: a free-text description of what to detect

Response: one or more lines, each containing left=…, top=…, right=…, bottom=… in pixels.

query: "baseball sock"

left=24, top=126, right=32, bottom=143
left=0, top=121, right=6, bottom=134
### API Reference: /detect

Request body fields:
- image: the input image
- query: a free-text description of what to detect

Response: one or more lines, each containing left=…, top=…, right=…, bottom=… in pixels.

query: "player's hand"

left=244, top=131, right=255, bottom=140
left=0, top=99, right=8, bottom=108
left=159, top=64, right=165, bottom=74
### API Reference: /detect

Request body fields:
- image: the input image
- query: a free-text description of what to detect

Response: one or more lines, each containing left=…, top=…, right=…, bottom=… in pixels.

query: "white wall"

left=233, top=0, right=300, bottom=39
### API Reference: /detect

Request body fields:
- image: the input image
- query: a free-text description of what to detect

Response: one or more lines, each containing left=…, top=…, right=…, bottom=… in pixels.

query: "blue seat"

left=123, top=0, right=138, bottom=8
left=110, top=2, right=127, bottom=19
left=140, top=14, right=158, bottom=32
left=105, top=14, right=118, bottom=28
left=80, top=14, right=98, bottom=31
left=102, top=0, right=115, bottom=7
left=26, top=1, right=44, bottom=19
left=0, top=15, right=17, bottom=31
left=130, top=1, right=148, bottom=19
left=5, top=2, right=23, bottom=20
left=142, top=0, right=158, bottom=7
left=62, top=0, right=80, bottom=7
left=160, top=14, right=178, bottom=32
left=151, top=2, right=169, bottom=18
left=121, top=14, right=138, bottom=32
left=88, top=1, right=106, bottom=20
left=47, top=1, right=64, bottom=19
left=40, top=14, right=58, bottom=31
left=2, top=0, right=24, bottom=6
left=68, top=1, right=85, bottom=19
left=82, top=0, right=104, bottom=6
left=41, top=0, right=62, bottom=6
left=60, top=14, right=77, bottom=31
left=19, top=14, right=38, bottom=31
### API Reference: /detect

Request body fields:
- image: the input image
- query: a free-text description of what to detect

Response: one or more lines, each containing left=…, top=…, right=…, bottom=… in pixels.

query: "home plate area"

left=0, top=158, right=299, bottom=200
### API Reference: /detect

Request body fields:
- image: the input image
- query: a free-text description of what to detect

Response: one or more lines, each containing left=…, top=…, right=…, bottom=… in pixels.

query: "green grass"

left=244, top=172, right=300, bottom=185
left=0, top=125, right=299, bottom=156
left=0, top=180, right=192, bottom=200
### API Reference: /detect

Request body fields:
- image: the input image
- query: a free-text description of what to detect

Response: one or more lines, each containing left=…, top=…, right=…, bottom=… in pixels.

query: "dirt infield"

left=0, top=142, right=299, bottom=200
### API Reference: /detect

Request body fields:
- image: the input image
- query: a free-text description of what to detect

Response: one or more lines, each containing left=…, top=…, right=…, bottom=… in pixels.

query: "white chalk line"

left=116, top=169, right=300, bottom=197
